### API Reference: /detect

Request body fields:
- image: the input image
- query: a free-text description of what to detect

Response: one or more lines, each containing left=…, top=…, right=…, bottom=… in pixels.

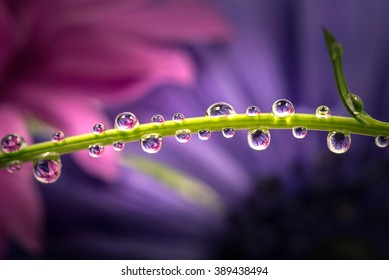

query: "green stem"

left=1, top=113, right=389, bottom=168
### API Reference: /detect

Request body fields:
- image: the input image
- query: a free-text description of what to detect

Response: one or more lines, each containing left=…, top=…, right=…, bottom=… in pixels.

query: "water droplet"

left=246, top=106, right=261, bottom=116
left=33, top=158, right=62, bottom=184
left=112, top=141, right=125, bottom=151
left=350, top=93, right=364, bottom=114
left=272, top=99, right=295, bottom=117
left=93, top=123, right=106, bottom=134
left=375, top=136, right=389, bottom=148
left=222, top=128, right=235, bottom=138
left=114, top=112, right=139, bottom=131
left=1, top=133, right=25, bottom=153
left=172, top=113, right=185, bottom=122
left=140, top=134, right=163, bottom=154
left=175, top=129, right=191, bottom=143
left=206, top=102, right=236, bottom=117
left=51, top=131, right=65, bottom=143
left=198, top=130, right=211, bottom=141
left=292, top=127, right=308, bottom=139
left=7, top=161, right=22, bottom=173
left=88, top=144, right=104, bottom=158
left=248, top=129, right=271, bottom=150
left=151, top=114, right=164, bottom=123
left=316, top=105, right=331, bottom=118
left=327, top=131, right=351, bottom=154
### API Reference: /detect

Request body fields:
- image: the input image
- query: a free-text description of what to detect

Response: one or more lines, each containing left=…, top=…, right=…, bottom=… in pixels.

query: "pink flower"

left=0, top=0, right=229, bottom=257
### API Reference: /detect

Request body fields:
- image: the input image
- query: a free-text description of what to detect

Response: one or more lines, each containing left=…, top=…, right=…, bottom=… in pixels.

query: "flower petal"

left=0, top=104, right=43, bottom=258
left=9, top=85, right=119, bottom=182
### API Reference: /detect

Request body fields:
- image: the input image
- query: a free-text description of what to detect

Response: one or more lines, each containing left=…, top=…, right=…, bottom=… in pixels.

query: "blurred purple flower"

left=0, top=0, right=229, bottom=258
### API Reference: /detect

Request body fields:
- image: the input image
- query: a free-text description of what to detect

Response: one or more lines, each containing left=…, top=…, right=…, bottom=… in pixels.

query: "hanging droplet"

left=33, top=158, right=62, bottom=184
left=7, top=161, right=22, bottom=173
left=1, top=133, right=25, bottom=153
left=246, top=106, right=261, bottom=116
left=272, top=99, right=295, bottom=117
left=316, top=105, right=331, bottom=118
left=172, top=113, right=185, bottom=122
left=151, top=114, right=164, bottom=123
left=175, top=129, right=191, bottom=143
left=206, top=102, right=236, bottom=117
left=93, top=123, right=106, bottom=135
left=222, top=128, right=235, bottom=138
left=248, top=129, right=271, bottom=151
left=198, top=130, right=211, bottom=141
left=327, top=131, right=351, bottom=154
left=375, top=136, right=389, bottom=148
left=292, top=127, right=308, bottom=139
left=51, top=131, right=65, bottom=143
left=114, top=112, right=139, bottom=131
left=140, top=134, right=163, bottom=154
left=88, top=144, right=104, bottom=158
left=112, top=141, right=125, bottom=151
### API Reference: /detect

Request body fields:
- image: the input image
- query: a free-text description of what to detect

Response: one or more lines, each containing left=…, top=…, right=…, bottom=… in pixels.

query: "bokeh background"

left=2, top=0, right=389, bottom=259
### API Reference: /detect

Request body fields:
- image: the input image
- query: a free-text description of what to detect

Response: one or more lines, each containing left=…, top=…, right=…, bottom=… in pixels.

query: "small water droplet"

left=172, top=113, right=185, bottom=122
left=1, top=133, right=25, bottom=153
left=350, top=93, right=364, bottom=114
left=175, top=129, right=191, bottom=143
left=33, top=158, right=62, bottom=183
left=51, top=131, right=65, bottom=143
left=316, top=105, right=331, bottom=118
left=222, top=128, right=235, bottom=138
left=198, top=130, right=211, bottom=140
left=93, top=123, right=106, bottom=134
left=327, top=131, right=351, bottom=154
left=206, top=102, right=236, bottom=117
left=151, top=114, right=164, bottom=123
left=375, top=136, right=389, bottom=148
left=140, top=134, right=163, bottom=153
left=88, top=144, right=104, bottom=158
left=272, top=99, right=295, bottom=117
left=246, top=106, right=261, bottom=116
left=114, top=112, right=139, bottom=131
left=248, top=129, right=271, bottom=150
left=292, top=127, right=308, bottom=139
left=112, top=141, right=125, bottom=151
left=7, top=161, right=22, bottom=173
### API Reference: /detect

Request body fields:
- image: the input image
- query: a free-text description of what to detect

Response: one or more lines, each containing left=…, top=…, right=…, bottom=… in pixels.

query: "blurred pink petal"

left=10, top=84, right=119, bottom=182
left=0, top=104, right=44, bottom=258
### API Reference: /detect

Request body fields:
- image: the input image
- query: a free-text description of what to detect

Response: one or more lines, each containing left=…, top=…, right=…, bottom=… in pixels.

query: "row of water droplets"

left=2, top=100, right=389, bottom=184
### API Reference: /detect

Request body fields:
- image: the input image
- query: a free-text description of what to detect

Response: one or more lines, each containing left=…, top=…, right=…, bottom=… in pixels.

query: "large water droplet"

left=175, top=129, right=191, bottom=143
left=89, top=144, right=104, bottom=158
left=114, top=112, right=139, bottom=131
left=248, top=129, right=271, bottom=150
left=33, top=158, right=62, bottom=183
left=151, top=114, right=164, bottom=123
left=172, top=113, right=185, bottom=122
left=1, top=133, right=25, bottom=153
left=222, top=128, right=235, bottom=138
left=292, top=127, right=308, bottom=139
left=272, top=99, right=295, bottom=117
left=206, top=102, right=236, bottom=117
left=327, top=131, right=351, bottom=154
left=51, top=131, right=65, bottom=143
left=7, top=161, right=22, bottom=173
left=112, top=141, right=125, bottom=151
left=198, top=130, right=211, bottom=141
left=93, top=123, right=106, bottom=135
left=246, top=106, right=261, bottom=116
left=140, top=134, right=162, bottom=154
left=375, top=136, right=389, bottom=148
left=316, top=106, right=331, bottom=118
